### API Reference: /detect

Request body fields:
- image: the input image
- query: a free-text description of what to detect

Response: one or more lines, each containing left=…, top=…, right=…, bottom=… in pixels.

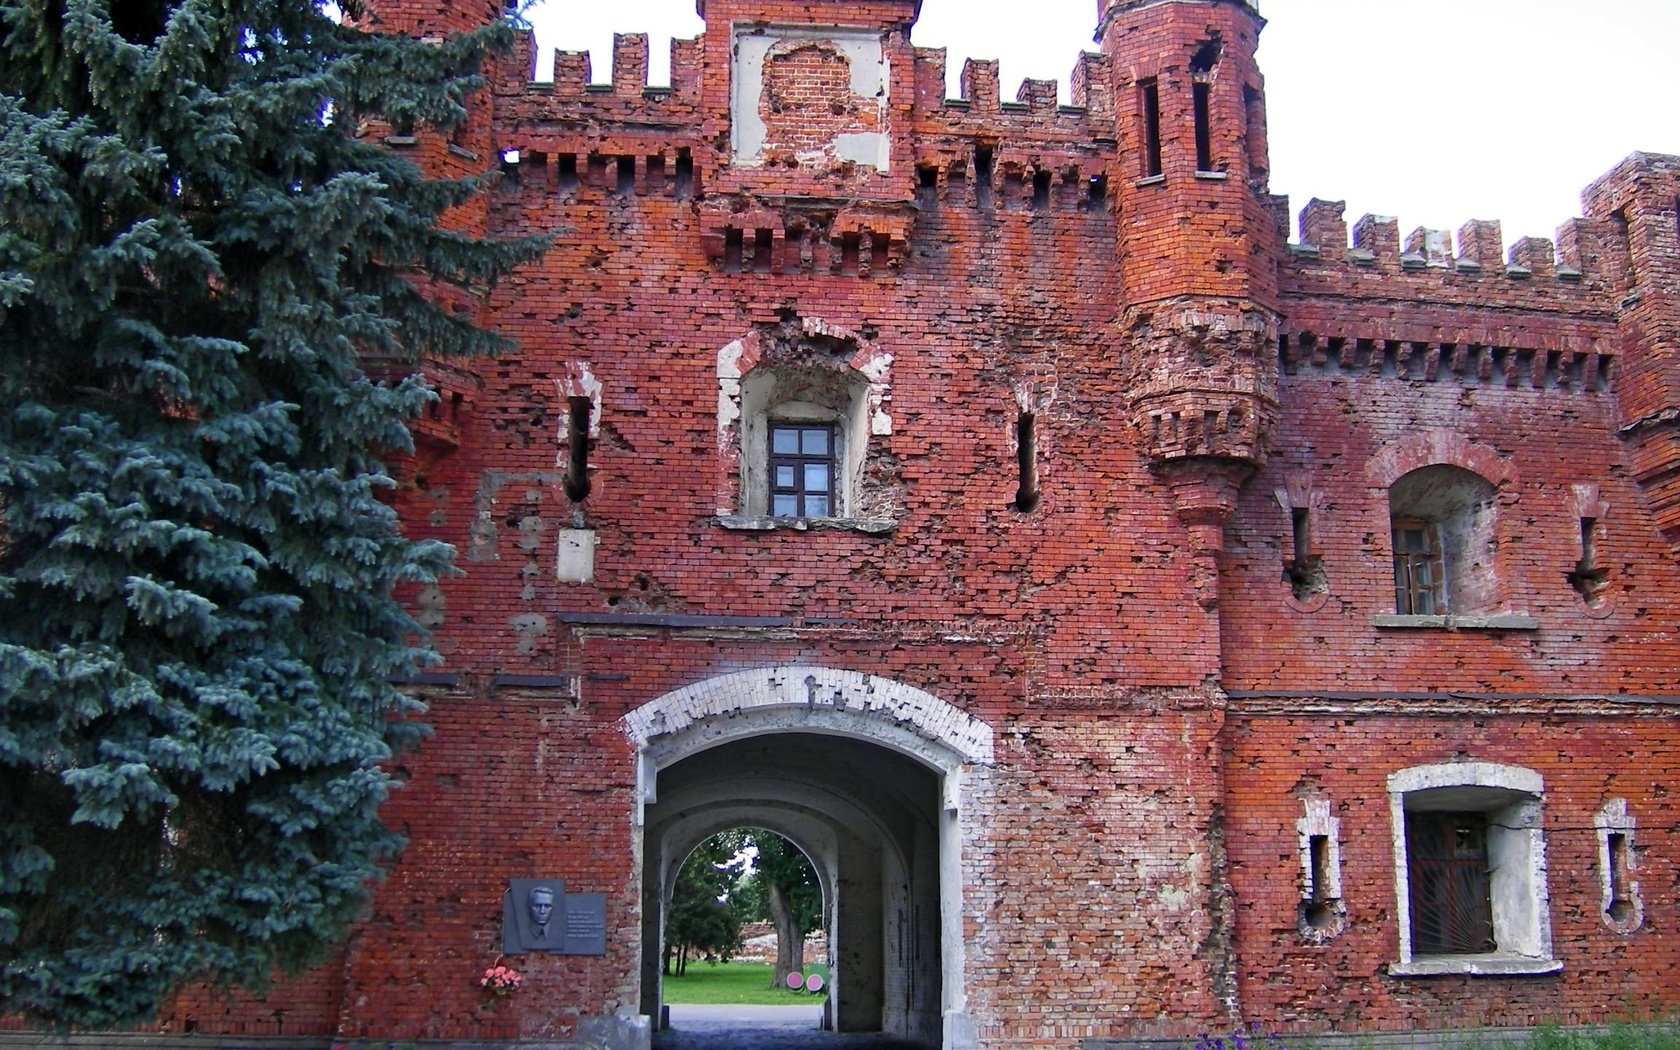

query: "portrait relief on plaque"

left=502, top=879, right=609, bottom=956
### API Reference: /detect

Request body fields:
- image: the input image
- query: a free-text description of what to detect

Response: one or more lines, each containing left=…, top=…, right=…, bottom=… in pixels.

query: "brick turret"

left=1586, top=154, right=1680, bottom=545
left=1101, top=0, right=1281, bottom=607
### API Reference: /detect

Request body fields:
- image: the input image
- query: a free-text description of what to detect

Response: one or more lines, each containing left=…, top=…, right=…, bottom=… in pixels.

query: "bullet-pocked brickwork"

left=133, top=1, right=1680, bottom=1047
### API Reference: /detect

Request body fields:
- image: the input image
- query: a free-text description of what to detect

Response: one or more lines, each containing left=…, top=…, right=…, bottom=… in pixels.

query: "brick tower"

left=1586, top=154, right=1680, bottom=544
left=1101, top=0, right=1281, bottom=608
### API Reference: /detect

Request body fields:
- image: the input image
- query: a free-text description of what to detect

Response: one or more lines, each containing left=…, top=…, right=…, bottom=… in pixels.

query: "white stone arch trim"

left=623, top=665, right=994, bottom=771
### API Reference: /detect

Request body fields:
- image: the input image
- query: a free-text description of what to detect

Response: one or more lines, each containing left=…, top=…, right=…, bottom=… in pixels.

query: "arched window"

left=1388, top=465, right=1498, bottom=615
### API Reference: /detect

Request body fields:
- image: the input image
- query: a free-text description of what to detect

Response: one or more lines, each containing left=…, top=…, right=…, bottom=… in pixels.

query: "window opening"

left=1139, top=79, right=1162, bottom=178
left=1570, top=516, right=1609, bottom=603
left=557, top=153, right=579, bottom=194
left=753, top=229, right=774, bottom=273
left=563, top=397, right=592, bottom=503
left=615, top=156, right=636, bottom=196
left=916, top=164, right=938, bottom=208
left=1606, top=832, right=1633, bottom=924
left=1086, top=173, right=1107, bottom=209
left=674, top=150, right=694, bottom=199
left=1612, top=208, right=1634, bottom=286
left=1392, top=517, right=1442, bottom=615
left=1243, top=83, right=1266, bottom=180
left=723, top=228, right=744, bottom=273
left=1303, top=834, right=1334, bottom=929
left=1406, top=812, right=1495, bottom=956
left=973, top=145, right=994, bottom=209
left=770, top=423, right=837, bottom=518
left=1192, top=82, right=1213, bottom=172
left=1031, top=170, right=1051, bottom=212
left=1014, top=411, right=1040, bottom=513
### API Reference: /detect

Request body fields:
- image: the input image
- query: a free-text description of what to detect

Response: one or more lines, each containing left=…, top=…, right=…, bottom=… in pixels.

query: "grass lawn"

left=661, top=962, right=830, bottom=1006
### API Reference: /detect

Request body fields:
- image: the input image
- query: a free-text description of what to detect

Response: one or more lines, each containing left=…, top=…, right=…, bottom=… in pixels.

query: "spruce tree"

left=0, top=0, right=539, bottom=1026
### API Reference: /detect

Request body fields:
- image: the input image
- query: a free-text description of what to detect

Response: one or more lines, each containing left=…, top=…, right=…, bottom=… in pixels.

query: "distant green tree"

left=732, top=830, right=822, bottom=989
left=664, top=833, right=747, bottom=977
left=0, top=0, right=540, bottom=1027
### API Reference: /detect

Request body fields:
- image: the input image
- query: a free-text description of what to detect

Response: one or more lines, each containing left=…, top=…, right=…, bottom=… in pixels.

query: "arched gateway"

left=623, top=667, right=993, bottom=1049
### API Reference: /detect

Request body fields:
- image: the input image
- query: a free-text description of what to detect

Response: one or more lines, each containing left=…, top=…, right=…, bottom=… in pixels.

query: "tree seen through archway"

left=666, top=828, right=823, bottom=990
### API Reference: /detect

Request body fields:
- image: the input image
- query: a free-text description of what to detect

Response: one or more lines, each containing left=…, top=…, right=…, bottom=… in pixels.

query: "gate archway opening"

left=628, top=667, right=992, bottom=1050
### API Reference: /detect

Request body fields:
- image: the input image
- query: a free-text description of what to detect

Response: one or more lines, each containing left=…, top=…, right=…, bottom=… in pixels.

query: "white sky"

left=523, top=0, right=1680, bottom=249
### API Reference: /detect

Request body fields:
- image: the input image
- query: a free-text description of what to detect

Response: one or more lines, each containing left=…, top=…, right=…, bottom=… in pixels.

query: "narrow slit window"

left=1031, top=170, right=1051, bottom=212
left=1291, top=507, right=1311, bottom=565
left=1014, top=411, right=1040, bottom=513
left=1303, top=834, right=1334, bottom=928
left=674, top=150, right=694, bottom=199
left=1606, top=832, right=1633, bottom=923
left=1140, top=79, right=1162, bottom=178
left=974, top=145, right=994, bottom=209
left=557, top=153, right=579, bottom=194
left=723, top=228, right=744, bottom=273
left=1192, top=81, right=1213, bottom=172
left=1243, top=83, right=1267, bottom=179
left=615, top=156, right=635, bottom=196
left=1570, top=515, right=1609, bottom=603
left=563, top=397, right=592, bottom=503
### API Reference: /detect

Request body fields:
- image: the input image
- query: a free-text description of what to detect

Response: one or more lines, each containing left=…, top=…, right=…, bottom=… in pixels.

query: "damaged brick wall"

left=135, top=0, right=1680, bottom=1045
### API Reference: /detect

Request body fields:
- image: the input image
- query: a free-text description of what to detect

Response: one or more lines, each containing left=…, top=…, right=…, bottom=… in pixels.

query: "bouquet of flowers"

left=480, top=963, right=523, bottom=996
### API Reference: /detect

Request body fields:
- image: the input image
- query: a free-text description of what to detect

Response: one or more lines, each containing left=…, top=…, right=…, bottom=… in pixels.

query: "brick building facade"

left=158, top=0, right=1680, bottom=1046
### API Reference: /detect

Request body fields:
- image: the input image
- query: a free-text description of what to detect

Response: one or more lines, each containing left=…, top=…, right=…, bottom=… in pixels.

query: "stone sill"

left=1194, top=170, right=1229, bottom=180
left=1371, top=613, right=1540, bottom=631
left=1134, top=174, right=1166, bottom=188
left=1391, top=954, right=1562, bottom=978
left=718, top=514, right=896, bottom=535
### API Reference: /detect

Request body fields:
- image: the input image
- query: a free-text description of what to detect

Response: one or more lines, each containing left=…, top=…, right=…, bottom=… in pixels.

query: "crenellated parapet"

left=1285, top=198, right=1613, bottom=302
left=481, top=18, right=1125, bottom=281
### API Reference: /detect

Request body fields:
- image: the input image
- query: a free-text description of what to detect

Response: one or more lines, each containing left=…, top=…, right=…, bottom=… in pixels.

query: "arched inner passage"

left=642, top=732, right=946, bottom=1046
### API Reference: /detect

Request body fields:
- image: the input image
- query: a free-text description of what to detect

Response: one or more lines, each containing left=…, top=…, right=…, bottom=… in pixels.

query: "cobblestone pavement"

left=654, top=1005, right=928, bottom=1050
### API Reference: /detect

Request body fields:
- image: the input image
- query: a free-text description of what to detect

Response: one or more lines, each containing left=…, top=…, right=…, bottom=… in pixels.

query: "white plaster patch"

left=556, top=528, right=597, bottom=584
left=731, top=26, right=890, bottom=172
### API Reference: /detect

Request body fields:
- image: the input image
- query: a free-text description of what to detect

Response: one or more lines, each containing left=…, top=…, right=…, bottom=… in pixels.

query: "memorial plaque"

left=502, top=879, right=606, bottom=955
left=563, top=893, right=608, bottom=956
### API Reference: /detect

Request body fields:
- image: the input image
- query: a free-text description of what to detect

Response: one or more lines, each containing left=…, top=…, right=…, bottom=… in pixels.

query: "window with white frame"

left=1387, top=762, right=1560, bottom=976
